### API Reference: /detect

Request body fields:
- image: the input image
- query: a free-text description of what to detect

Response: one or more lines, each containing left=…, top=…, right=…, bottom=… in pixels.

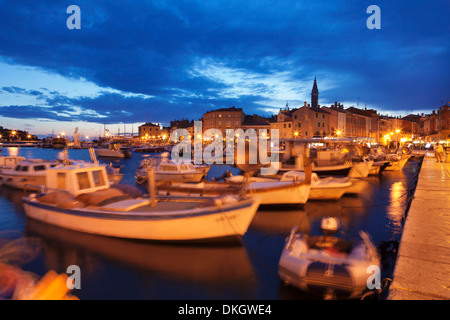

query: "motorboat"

left=22, top=162, right=260, bottom=242
left=135, top=159, right=206, bottom=184
left=95, top=142, right=131, bottom=158
left=0, top=159, right=60, bottom=191
left=52, top=137, right=67, bottom=149
left=0, top=156, right=26, bottom=169
left=157, top=176, right=311, bottom=206
left=278, top=218, right=380, bottom=299
left=280, top=171, right=352, bottom=201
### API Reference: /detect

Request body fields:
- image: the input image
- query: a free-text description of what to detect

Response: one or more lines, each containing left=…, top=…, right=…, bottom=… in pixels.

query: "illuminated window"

left=76, top=172, right=91, bottom=190
left=92, top=170, right=105, bottom=187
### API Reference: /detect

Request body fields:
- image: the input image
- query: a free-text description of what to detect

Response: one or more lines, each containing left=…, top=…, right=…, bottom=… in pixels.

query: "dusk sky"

left=0, top=0, right=449, bottom=137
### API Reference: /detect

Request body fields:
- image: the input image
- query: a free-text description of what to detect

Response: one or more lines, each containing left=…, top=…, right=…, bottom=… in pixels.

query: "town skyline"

left=0, top=1, right=448, bottom=138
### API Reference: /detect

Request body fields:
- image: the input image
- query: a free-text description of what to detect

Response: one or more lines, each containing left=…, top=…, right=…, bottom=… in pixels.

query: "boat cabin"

left=0, top=156, right=26, bottom=168
left=11, top=159, right=59, bottom=174
left=45, top=163, right=110, bottom=196
left=157, top=162, right=197, bottom=174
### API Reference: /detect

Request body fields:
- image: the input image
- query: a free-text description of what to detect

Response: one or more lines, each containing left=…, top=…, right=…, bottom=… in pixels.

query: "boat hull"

left=23, top=197, right=260, bottom=242
left=0, top=174, right=45, bottom=191
left=155, top=172, right=205, bottom=183
left=158, top=181, right=310, bottom=206
left=384, top=156, right=410, bottom=171
left=95, top=149, right=128, bottom=158
left=279, top=164, right=352, bottom=177
left=308, top=186, right=347, bottom=201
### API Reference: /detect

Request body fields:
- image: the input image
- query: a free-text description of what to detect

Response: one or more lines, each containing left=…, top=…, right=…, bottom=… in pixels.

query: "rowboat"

left=23, top=162, right=259, bottom=242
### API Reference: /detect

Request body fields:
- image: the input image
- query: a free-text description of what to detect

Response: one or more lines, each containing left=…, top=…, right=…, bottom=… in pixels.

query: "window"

left=34, top=165, right=46, bottom=171
left=57, top=172, right=66, bottom=189
left=76, top=172, right=91, bottom=190
left=21, top=166, right=29, bottom=172
left=323, top=114, right=325, bottom=119
left=92, top=170, right=106, bottom=187
left=316, top=113, right=318, bottom=118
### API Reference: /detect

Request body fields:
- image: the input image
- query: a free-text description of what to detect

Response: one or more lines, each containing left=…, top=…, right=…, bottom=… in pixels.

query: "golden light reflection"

left=388, top=181, right=406, bottom=235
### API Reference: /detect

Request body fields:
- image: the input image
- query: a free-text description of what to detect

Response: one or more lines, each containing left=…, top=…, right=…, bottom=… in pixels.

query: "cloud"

left=0, top=0, right=448, bottom=134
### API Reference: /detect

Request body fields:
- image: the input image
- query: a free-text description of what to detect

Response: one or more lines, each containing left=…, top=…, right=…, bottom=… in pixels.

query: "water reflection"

left=25, top=219, right=258, bottom=299
left=0, top=147, right=423, bottom=299
left=388, top=181, right=406, bottom=235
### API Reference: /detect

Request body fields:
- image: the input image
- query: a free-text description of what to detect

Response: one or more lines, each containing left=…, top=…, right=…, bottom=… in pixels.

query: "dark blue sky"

left=0, top=0, right=449, bottom=135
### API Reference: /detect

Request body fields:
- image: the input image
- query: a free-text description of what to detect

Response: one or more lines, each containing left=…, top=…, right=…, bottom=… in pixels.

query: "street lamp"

left=395, top=129, right=400, bottom=151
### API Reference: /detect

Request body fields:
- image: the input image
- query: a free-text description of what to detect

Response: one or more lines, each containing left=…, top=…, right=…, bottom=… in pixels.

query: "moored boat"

left=278, top=218, right=380, bottom=299
left=279, top=162, right=352, bottom=177
left=0, top=159, right=59, bottom=191
left=0, top=156, right=26, bottom=169
left=22, top=162, right=260, bottom=242
left=135, top=160, right=206, bottom=184
left=158, top=177, right=311, bottom=206
left=348, top=160, right=373, bottom=179
left=95, top=142, right=131, bottom=158
left=280, top=171, right=351, bottom=201
left=383, top=155, right=411, bottom=171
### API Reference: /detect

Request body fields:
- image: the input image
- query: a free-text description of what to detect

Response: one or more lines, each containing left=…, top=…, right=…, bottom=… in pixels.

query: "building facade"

left=203, top=106, right=244, bottom=136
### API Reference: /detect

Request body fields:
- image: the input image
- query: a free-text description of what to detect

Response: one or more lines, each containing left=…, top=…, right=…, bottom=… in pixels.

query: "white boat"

left=278, top=218, right=380, bottom=299
left=95, top=143, right=131, bottom=158
left=158, top=177, right=311, bottom=206
left=0, top=159, right=60, bottom=191
left=348, top=160, right=373, bottom=179
left=0, top=156, right=26, bottom=169
left=280, top=171, right=352, bottom=201
left=22, top=162, right=260, bottom=242
left=136, top=160, right=206, bottom=184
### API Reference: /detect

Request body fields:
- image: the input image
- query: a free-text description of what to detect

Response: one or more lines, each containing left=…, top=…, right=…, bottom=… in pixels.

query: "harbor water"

left=0, top=147, right=422, bottom=299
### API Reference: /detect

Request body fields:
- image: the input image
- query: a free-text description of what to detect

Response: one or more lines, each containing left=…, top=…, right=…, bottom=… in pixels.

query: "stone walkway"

left=388, top=157, right=450, bottom=299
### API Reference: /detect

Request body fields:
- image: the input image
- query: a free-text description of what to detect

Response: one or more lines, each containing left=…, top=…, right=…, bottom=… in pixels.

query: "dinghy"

left=278, top=218, right=380, bottom=299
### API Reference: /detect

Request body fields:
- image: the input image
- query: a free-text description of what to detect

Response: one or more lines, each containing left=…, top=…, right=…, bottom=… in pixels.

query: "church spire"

left=311, top=77, right=319, bottom=109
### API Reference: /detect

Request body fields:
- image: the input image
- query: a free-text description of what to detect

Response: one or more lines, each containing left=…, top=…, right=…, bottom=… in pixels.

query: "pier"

left=388, top=157, right=450, bottom=300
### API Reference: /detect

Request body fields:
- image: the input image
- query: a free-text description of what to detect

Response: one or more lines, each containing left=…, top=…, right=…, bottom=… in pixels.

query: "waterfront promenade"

left=388, top=157, right=450, bottom=300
